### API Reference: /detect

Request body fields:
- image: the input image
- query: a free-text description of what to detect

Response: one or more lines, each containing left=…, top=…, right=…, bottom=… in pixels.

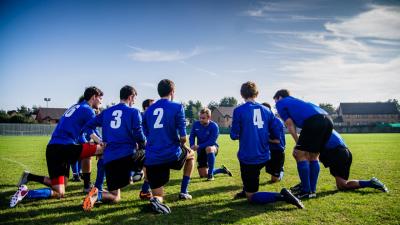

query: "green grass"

left=0, top=134, right=399, bottom=225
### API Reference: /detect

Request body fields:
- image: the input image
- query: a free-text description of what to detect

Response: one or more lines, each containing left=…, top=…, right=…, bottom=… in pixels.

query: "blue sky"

left=1, top=0, right=399, bottom=111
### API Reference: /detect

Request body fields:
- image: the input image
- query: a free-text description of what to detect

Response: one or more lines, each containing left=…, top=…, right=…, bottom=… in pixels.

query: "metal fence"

left=1, top=123, right=399, bottom=136
left=0, top=123, right=57, bottom=136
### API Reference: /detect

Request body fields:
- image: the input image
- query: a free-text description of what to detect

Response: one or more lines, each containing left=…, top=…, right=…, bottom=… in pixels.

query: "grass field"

left=0, top=134, right=399, bottom=225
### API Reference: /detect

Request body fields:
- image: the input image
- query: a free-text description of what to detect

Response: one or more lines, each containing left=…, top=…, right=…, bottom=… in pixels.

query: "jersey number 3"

left=153, top=108, right=164, bottom=128
left=110, top=110, right=122, bottom=129
left=253, top=108, right=264, bottom=128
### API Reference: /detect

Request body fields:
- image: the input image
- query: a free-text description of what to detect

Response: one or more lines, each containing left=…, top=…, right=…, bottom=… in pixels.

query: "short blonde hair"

left=199, top=108, right=211, bottom=117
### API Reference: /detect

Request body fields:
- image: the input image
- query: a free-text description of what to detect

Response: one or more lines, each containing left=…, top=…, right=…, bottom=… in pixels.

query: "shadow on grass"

left=0, top=184, right=301, bottom=225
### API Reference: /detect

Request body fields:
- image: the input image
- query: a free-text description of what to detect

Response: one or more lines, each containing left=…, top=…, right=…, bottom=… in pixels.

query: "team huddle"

left=9, top=79, right=388, bottom=214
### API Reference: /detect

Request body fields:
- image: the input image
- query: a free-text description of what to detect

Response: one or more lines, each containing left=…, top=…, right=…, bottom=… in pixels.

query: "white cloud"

left=277, top=56, right=400, bottom=104
left=179, top=61, right=218, bottom=77
left=128, top=46, right=202, bottom=62
left=325, top=5, right=400, bottom=40
left=224, top=68, right=256, bottom=73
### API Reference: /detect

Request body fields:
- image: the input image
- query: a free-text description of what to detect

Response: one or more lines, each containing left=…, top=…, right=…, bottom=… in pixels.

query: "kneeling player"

left=189, top=108, right=232, bottom=181
left=10, top=87, right=105, bottom=207
left=81, top=85, right=147, bottom=211
left=291, top=130, right=388, bottom=194
left=143, top=79, right=195, bottom=214
left=231, top=82, right=303, bottom=209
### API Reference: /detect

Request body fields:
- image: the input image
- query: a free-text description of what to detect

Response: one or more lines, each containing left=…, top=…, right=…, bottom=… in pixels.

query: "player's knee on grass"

left=198, top=167, right=208, bottom=177
left=110, top=190, right=121, bottom=203
left=335, top=176, right=348, bottom=190
left=245, top=192, right=254, bottom=202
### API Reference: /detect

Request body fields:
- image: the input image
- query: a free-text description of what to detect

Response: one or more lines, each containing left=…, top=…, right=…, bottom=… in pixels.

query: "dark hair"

left=77, top=95, right=85, bottom=104
left=273, top=89, right=290, bottom=99
left=240, top=81, right=259, bottom=99
left=84, top=86, right=103, bottom=101
left=142, top=99, right=154, bottom=111
left=120, top=85, right=137, bottom=100
left=262, top=102, right=271, bottom=109
left=157, top=79, right=175, bottom=97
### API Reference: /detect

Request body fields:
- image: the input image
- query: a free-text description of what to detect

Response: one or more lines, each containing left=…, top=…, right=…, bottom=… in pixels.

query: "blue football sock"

left=27, top=188, right=52, bottom=199
left=309, top=160, right=320, bottom=193
left=180, top=175, right=191, bottom=194
left=77, top=161, right=82, bottom=173
left=359, top=180, right=373, bottom=188
left=97, top=191, right=103, bottom=202
left=251, top=192, right=281, bottom=204
left=297, top=161, right=311, bottom=193
left=213, top=168, right=226, bottom=175
left=94, top=158, right=105, bottom=190
left=71, top=161, right=79, bottom=174
left=207, top=152, right=216, bottom=177
left=141, top=181, right=151, bottom=192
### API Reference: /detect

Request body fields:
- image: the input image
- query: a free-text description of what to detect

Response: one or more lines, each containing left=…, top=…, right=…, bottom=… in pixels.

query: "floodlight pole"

left=44, top=98, right=51, bottom=108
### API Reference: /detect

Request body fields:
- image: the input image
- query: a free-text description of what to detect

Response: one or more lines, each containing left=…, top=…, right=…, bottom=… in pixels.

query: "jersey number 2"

left=253, top=108, right=264, bottom=128
left=110, top=110, right=122, bottom=129
left=153, top=108, right=164, bottom=128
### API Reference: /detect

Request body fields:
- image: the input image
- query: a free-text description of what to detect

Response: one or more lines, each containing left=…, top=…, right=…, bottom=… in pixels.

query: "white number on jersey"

left=253, top=108, right=264, bottom=128
left=64, top=105, right=80, bottom=117
left=110, top=110, right=122, bottom=129
left=153, top=108, right=164, bottom=129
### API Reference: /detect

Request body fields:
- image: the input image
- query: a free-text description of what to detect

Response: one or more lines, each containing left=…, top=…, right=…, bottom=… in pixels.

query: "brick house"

left=36, top=108, right=67, bottom=123
left=211, top=106, right=234, bottom=128
left=337, top=102, right=399, bottom=126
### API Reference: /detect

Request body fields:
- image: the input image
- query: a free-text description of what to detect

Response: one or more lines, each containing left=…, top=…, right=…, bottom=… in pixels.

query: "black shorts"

left=265, top=150, right=285, bottom=177
left=105, top=154, right=142, bottom=191
left=240, top=162, right=265, bottom=193
left=197, top=146, right=219, bottom=168
left=146, top=147, right=188, bottom=189
left=46, top=144, right=82, bottom=180
left=320, top=147, right=352, bottom=180
left=296, top=114, right=333, bottom=153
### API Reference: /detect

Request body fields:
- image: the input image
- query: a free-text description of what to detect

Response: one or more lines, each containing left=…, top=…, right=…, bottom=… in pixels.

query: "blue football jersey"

left=276, top=96, right=327, bottom=128
left=269, top=117, right=286, bottom=152
left=189, top=120, right=219, bottom=149
left=83, top=103, right=145, bottom=164
left=143, top=99, right=187, bottom=165
left=230, top=101, right=275, bottom=164
left=49, top=101, right=96, bottom=145
left=325, top=130, right=347, bottom=150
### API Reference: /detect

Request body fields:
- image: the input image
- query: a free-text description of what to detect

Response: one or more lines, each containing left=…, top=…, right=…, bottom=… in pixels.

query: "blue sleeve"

left=276, top=102, right=289, bottom=122
left=176, top=104, right=187, bottom=137
left=230, top=108, right=240, bottom=140
left=142, top=111, right=149, bottom=137
left=269, top=119, right=280, bottom=140
left=132, top=110, right=146, bottom=144
left=189, top=123, right=196, bottom=146
left=199, top=123, right=219, bottom=149
left=82, top=112, right=103, bottom=139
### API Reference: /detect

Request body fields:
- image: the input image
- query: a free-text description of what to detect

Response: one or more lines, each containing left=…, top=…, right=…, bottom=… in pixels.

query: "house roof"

left=213, top=106, right=234, bottom=118
left=36, top=108, right=67, bottom=121
left=339, top=102, right=399, bottom=115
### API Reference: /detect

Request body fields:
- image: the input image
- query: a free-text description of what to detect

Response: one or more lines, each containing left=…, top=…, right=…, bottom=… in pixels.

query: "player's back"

left=49, top=101, right=95, bottom=145
left=143, top=99, right=186, bottom=165
left=325, top=130, right=346, bottom=150
left=231, top=102, right=274, bottom=164
left=276, top=96, right=327, bottom=128
left=100, top=103, right=145, bottom=163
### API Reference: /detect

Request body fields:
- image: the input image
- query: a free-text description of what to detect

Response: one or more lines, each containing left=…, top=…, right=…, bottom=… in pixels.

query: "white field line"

left=0, top=157, right=29, bottom=170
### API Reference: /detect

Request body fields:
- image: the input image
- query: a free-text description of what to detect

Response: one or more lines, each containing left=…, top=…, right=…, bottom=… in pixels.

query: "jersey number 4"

left=253, top=108, right=264, bottom=128
left=110, top=110, right=122, bottom=129
left=153, top=108, right=164, bottom=129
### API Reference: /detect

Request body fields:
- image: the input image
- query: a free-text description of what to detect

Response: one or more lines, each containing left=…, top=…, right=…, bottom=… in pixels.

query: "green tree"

left=219, top=97, right=238, bottom=107
left=0, top=110, right=10, bottom=123
left=387, top=99, right=400, bottom=111
left=319, top=103, right=336, bottom=115
left=207, top=101, right=219, bottom=111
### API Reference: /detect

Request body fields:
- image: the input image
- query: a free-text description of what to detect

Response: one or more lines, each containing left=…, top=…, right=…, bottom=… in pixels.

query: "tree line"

left=1, top=98, right=399, bottom=124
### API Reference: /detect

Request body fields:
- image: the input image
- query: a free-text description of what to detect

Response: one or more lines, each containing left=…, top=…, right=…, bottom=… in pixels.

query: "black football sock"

left=27, top=173, right=46, bottom=185
left=82, top=172, right=91, bottom=189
